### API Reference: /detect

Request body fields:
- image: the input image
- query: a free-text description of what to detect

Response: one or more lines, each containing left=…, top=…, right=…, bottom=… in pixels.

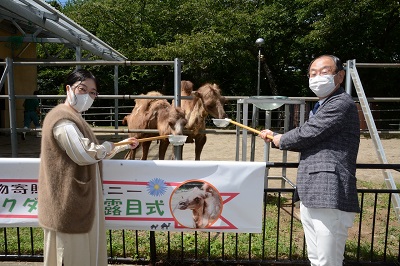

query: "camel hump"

left=134, top=91, right=164, bottom=111
left=149, top=99, right=170, bottom=112
left=147, top=91, right=163, bottom=97
left=181, top=80, right=194, bottom=95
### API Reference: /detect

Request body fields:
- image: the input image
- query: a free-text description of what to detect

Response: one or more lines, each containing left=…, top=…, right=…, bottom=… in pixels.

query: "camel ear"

left=122, top=115, right=130, bottom=125
left=191, top=91, right=201, bottom=98
left=220, top=96, right=227, bottom=104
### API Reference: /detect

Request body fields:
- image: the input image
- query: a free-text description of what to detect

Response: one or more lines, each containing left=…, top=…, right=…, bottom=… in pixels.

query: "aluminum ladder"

left=347, top=59, right=400, bottom=221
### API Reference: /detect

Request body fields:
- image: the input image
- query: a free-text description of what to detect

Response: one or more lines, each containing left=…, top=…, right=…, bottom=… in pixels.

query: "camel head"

left=155, top=104, right=187, bottom=136
left=167, top=107, right=187, bottom=135
left=177, top=187, right=206, bottom=210
left=195, top=83, right=227, bottom=119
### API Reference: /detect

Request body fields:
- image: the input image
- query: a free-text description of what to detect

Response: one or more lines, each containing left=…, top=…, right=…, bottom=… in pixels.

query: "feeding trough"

left=212, top=118, right=230, bottom=128
left=168, top=134, right=188, bottom=146
left=249, top=96, right=288, bottom=110
left=212, top=118, right=273, bottom=139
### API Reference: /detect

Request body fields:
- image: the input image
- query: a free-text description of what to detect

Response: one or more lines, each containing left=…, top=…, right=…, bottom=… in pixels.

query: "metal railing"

left=26, top=96, right=400, bottom=131
left=2, top=90, right=400, bottom=133
left=0, top=187, right=399, bottom=265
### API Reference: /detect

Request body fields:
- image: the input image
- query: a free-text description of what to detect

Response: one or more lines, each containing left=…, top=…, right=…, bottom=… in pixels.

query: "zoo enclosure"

left=2, top=59, right=400, bottom=131
left=1, top=59, right=400, bottom=264
left=2, top=59, right=400, bottom=135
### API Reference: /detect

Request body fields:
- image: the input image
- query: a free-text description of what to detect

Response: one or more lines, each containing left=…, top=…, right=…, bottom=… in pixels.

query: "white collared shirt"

left=53, top=119, right=127, bottom=165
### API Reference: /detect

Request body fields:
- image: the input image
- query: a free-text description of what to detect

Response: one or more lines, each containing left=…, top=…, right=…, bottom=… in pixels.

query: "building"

left=0, top=0, right=126, bottom=129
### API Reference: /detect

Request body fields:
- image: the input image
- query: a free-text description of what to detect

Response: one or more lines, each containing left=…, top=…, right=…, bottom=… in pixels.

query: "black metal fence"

left=1, top=188, right=399, bottom=265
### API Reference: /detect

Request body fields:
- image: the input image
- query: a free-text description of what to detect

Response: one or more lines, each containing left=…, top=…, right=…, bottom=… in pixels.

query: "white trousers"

left=43, top=175, right=107, bottom=266
left=300, top=202, right=356, bottom=266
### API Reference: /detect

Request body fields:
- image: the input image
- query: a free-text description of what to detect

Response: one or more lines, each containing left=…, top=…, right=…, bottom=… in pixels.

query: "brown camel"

left=175, top=80, right=227, bottom=160
left=124, top=91, right=187, bottom=160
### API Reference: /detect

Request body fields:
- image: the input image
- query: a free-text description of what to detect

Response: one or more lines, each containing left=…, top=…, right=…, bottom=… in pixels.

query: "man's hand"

left=260, top=129, right=281, bottom=148
left=259, top=129, right=274, bottom=142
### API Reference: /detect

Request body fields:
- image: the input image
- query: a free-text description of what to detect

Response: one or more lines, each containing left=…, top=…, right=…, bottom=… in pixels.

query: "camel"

left=160, top=222, right=171, bottom=230
left=176, top=183, right=222, bottom=229
left=202, top=183, right=222, bottom=223
left=175, top=80, right=227, bottom=160
left=124, top=91, right=187, bottom=160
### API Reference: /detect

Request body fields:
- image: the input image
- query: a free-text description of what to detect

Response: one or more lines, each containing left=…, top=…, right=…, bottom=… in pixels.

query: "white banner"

left=0, top=158, right=265, bottom=233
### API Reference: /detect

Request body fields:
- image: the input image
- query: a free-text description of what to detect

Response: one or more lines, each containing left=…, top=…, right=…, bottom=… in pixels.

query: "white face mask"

left=67, top=87, right=94, bottom=112
left=309, top=74, right=337, bottom=98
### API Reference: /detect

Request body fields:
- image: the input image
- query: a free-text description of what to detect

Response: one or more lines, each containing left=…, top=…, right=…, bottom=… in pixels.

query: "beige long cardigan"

left=38, top=104, right=102, bottom=233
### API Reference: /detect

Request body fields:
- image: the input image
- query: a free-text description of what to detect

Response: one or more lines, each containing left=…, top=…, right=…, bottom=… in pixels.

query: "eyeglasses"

left=74, top=86, right=99, bottom=98
left=308, top=66, right=336, bottom=78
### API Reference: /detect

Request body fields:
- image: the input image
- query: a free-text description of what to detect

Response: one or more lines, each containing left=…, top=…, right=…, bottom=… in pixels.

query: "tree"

left=40, top=0, right=400, bottom=99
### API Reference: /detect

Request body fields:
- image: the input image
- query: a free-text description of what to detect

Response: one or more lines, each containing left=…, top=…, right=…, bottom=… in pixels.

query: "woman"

left=38, top=69, right=139, bottom=266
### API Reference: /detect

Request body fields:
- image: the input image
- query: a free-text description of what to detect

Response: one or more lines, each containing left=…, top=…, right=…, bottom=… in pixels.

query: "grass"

left=1, top=190, right=399, bottom=264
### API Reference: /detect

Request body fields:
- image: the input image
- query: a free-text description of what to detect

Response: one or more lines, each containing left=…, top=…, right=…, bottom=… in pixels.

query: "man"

left=260, top=55, right=360, bottom=266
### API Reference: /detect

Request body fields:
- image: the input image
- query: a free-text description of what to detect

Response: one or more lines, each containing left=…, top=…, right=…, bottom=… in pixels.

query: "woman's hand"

left=124, top=137, right=139, bottom=150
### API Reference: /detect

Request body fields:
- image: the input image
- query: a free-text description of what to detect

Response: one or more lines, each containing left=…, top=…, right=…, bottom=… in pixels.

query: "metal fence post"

left=6, top=57, right=18, bottom=157
left=173, top=58, right=182, bottom=160
left=114, top=65, right=119, bottom=135
left=149, top=231, right=157, bottom=264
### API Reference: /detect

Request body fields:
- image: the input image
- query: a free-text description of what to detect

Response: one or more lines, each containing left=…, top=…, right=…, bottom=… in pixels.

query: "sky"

left=56, top=0, right=68, bottom=6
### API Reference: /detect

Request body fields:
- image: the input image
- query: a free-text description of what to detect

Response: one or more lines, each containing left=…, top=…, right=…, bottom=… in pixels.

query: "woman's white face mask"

left=67, top=86, right=94, bottom=112
left=309, top=74, right=337, bottom=98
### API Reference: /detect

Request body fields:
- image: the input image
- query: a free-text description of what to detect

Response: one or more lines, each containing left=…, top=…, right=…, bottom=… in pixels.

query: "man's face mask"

left=309, top=74, right=337, bottom=98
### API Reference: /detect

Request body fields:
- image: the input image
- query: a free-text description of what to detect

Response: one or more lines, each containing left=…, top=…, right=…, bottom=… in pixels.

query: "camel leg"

left=194, top=134, right=207, bottom=161
left=158, top=140, right=170, bottom=160
left=141, top=141, right=151, bottom=160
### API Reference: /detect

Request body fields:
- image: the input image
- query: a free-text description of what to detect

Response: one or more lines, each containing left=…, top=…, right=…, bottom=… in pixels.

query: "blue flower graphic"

left=147, top=178, right=167, bottom=197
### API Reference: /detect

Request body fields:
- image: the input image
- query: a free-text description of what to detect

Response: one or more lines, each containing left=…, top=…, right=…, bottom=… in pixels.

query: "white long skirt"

left=43, top=169, right=107, bottom=266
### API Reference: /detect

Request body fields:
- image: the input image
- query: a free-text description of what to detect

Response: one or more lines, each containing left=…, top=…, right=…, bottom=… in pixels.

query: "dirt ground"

left=1, top=131, right=399, bottom=188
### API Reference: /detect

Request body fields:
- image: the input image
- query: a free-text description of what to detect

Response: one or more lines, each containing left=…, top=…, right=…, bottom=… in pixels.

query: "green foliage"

left=39, top=0, right=399, bottom=98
